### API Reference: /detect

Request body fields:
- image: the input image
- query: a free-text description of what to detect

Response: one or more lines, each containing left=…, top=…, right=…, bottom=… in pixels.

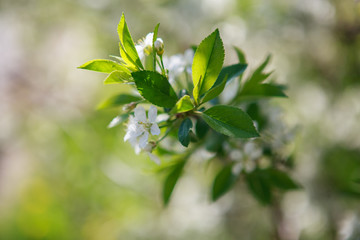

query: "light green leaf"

left=192, top=29, right=225, bottom=103
left=171, top=95, right=194, bottom=114
left=97, top=94, right=142, bottom=109
left=152, top=23, right=160, bottom=71
left=212, top=164, right=238, bottom=201
left=118, top=13, right=143, bottom=70
left=103, top=70, right=132, bottom=84
left=178, top=118, right=193, bottom=147
left=132, top=71, right=178, bottom=108
left=163, top=160, right=186, bottom=205
left=201, top=105, right=259, bottom=138
left=78, top=59, right=128, bottom=73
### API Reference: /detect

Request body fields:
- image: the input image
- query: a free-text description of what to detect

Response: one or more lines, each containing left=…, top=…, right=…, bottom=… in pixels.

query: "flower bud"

left=122, top=102, right=137, bottom=112
left=154, top=38, right=164, bottom=55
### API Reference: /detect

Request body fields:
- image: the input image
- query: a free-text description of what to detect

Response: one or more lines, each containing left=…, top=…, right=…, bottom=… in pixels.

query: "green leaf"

left=240, top=84, right=287, bottom=98
left=201, top=105, right=259, bottom=138
left=78, top=59, right=128, bottom=73
left=178, top=118, right=193, bottom=147
left=266, top=169, right=300, bottom=190
left=163, top=160, right=186, bottom=205
left=214, top=63, right=247, bottom=87
left=212, top=164, right=238, bottom=201
left=234, top=47, right=247, bottom=64
left=97, top=94, right=142, bottom=109
left=103, top=70, right=132, bottom=84
left=118, top=13, right=143, bottom=70
left=152, top=23, right=160, bottom=71
left=201, top=74, right=228, bottom=103
left=246, top=169, right=272, bottom=205
left=254, top=54, right=271, bottom=76
left=132, top=71, right=178, bottom=108
left=195, top=118, right=209, bottom=139
left=171, top=95, right=194, bottom=114
left=192, top=29, right=225, bottom=103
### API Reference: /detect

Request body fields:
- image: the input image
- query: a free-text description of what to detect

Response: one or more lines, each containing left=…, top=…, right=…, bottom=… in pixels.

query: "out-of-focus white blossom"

left=124, top=105, right=160, bottom=155
left=163, top=49, right=194, bottom=83
left=230, top=141, right=262, bottom=174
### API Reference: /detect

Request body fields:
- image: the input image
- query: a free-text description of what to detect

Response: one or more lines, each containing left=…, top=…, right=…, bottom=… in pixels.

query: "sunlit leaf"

left=78, top=59, right=128, bottom=74
left=192, top=29, right=225, bottom=103
left=171, top=95, right=194, bottom=114
left=103, top=70, right=132, bottom=84
left=118, top=13, right=143, bottom=70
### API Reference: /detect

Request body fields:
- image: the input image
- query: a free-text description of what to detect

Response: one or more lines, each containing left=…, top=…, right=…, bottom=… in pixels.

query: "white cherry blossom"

left=135, top=32, right=164, bottom=60
left=163, top=48, right=194, bottom=83
left=230, top=141, right=262, bottom=174
left=124, top=105, right=160, bottom=154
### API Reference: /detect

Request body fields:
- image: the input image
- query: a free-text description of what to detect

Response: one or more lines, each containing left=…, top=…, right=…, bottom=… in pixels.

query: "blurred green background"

left=0, top=0, right=359, bottom=239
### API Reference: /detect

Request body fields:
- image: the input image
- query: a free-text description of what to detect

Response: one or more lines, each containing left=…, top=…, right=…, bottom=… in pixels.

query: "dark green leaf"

left=205, top=131, right=226, bottom=153
left=212, top=164, right=238, bottom=201
left=78, top=59, right=128, bottom=74
left=97, top=94, right=142, bottom=109
left=214, top=63, right=247, bottom=87
left=246, top=170, right=272, bottom=205
left=178, top=118, right=193, bottom=147
left=192, top=29, right=225, bottom=103
left=202, top=105, right=259, bottom=138
left=195, top=118, right=209, bottom=139
left=117, top=13, right=143, bottom=70
left=266, top=168, right=300, bottom=190
left=103, top=70, right=132, bottom=84
left=163, top=160, right=186, bottom=205
left=132, top=71, right=178, bottom=108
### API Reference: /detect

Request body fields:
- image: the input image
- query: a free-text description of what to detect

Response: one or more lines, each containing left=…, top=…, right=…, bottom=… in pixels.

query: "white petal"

left=148, top=105, right=157, bottom=123
left=138, top=132, right=149, bottom=148
left=134, top=144, right=141, bottom=155
left=244, top=142, right=256, bottom=155
left=150, top=123, right=160, bottom=135
left=124, top=131, right=132, bottom=142
left=134, top=106, right=146, bottom=122
left=134, top=123, right=145, bottom=137
left=147, top=152, right=160, bottom=165
left=232, top=162, right=243, bottom=175
left=135, top=45, right=144, bottom=60
left=144, top=32, right=154, bottom=47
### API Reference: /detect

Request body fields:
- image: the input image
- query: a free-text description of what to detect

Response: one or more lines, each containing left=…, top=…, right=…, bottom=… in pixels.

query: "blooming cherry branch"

left=79, top=13, right=299, bottom=205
